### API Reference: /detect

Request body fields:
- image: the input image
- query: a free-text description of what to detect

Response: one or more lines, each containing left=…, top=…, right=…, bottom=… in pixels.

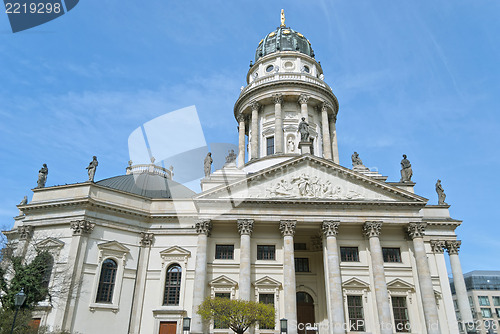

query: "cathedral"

left=5, top=12, right=473, bottom=334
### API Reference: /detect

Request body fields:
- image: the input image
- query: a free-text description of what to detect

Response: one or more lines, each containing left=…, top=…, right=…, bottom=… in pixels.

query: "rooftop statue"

left=226, top=149, right=237, bottom=164
left=204, top=152, right=213, bottom=177
left=86, top=156, right=98, bottom=182
left=298, top=117, right=310, bottom=142
left=400, top=154, right=413, bottom=183
left=36, top=164, right=48, bottom=188
left=19, top=195, right=28, bottom=205
left=351, top=152, right=363, bottom=167
left=436, top=179, right=448, bottom=205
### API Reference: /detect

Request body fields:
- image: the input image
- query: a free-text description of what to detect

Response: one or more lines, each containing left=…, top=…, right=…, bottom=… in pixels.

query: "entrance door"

left=297, top=292, right=316, bottom=334
left=159, top=321, right=177, bottom=334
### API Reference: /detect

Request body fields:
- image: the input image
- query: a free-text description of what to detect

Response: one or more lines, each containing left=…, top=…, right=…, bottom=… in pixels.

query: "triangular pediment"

left=197, top=155, right=427, bottom=204
left=35, top=237, right=64, bottom=249
left=209, top=275, right=238, bottom=287
left=97, top=240, right=130, bottom=253
left=253, top=276, right=282, bottom=288
left=342, top=277, right=370, bottom=289
left=387, top=278, right=414, bottom=291
left=159, top=246, right=191, bottom=258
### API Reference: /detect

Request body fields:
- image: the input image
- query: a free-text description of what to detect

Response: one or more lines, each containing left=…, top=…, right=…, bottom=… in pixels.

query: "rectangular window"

left=295, top=258, right=309, bottom=272
left=257, top=245, right=275, bottom=260
left=478, top=296, right=490, bottom=306
left=481, top=308, right=492, bottom=318
left=392, top=296, right=410, bottom=332
left=266, top=136, right=274, bottom=155
left=382, top=248, right=402, bottom=263
left=496, top=308, right=500, bottom=317
left=294, top=243, right=307, bottom=250
left=469, top=296, right=474, bottom=308
left=214, top=293, right=231, bottom=329
left=215, top=245, right=234, bottom=260
left=347, top=295, right=365, bottom=331
left=259, top=294, right=275, bottom=329
left=340, top=247, right=359, bottom=262
left=492, top=296, right=500, bottom=306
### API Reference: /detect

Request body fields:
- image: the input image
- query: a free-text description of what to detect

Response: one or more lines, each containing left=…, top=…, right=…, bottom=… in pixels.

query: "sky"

left=0, top=1, right=499, bottom=273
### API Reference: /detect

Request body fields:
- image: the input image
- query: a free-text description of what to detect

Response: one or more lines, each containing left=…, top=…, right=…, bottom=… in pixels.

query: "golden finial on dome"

left=280, top=9, right=285, bottom=27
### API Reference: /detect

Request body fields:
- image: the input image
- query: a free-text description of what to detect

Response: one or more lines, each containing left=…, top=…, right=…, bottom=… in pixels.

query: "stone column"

left=321, top=102, right=332, bottom=160
left=298, top=94, right=309, bottom=121
left=61, top=220, right=95, bottom=331
left=280, top=220, right=298, bottom=334
left=191, top=220, right=212, bottom=334
left=322, top=221, right=346, bottom=334
left=273, top=94, right=284, bottom=154
left=237, top=115, right=246, bottom=167
left=129, top=233, right=154, bottom=334
left=363, top=221, right=392, bottom=334
left=447, top=241, right=474, bottom=326
left=250, top=101, right=260, bottom=160
left=431, top=240, right=460, bottom=334
left=329, top=115, right=339, bottom=164
left=408, top=223, right=441, bottom=334
left=238, top=219, right=254, bottom=301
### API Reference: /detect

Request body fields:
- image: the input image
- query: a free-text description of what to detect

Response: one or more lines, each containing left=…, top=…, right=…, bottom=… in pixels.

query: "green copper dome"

left=255, top=25, right=315, bottom=62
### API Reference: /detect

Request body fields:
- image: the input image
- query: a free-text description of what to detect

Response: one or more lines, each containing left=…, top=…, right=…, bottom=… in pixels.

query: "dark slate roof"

left=255, top=25, right=314, bottom=62
left=450, top=271, right=500, bottom=293
left=96, top=173, right=196, bottom=199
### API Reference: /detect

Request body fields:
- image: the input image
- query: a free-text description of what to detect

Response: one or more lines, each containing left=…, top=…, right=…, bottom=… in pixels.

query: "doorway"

left=297, top=291, right=316, bottom=333
left=159, top=321, right=177, bottom=334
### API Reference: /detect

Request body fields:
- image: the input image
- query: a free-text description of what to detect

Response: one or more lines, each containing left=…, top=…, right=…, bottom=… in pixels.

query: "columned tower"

left=234, top=10, right=340, bottom=169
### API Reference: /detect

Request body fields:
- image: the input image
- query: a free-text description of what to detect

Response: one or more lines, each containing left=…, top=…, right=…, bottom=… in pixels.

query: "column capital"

left=363, top=221, right=382, bottom=238
left=18, top=225, right=33, bottom=240
left=430, top=240, right=446, bottom=253
left=237, top=219, right=254, bottom=236
left=250, top=100, right=261, bottom=111
left=446, top=240, right=461, bottom=255
left=237, top=113, right=246, bottom=123
left=407, top=222, right=427, bottom=239
left=322, top=220, right=339, bottom=237
left=140, top=232, right=154, bottom=246
left=321, top=101, right=332, bottom=112
left=71, top=220, right=95, bottom=236
left=298, top=94, right=309, bottom=105
left=329, top=111, right=338, bottom=123
left=196, top=219, right=212, bottom=236
left=273, top=93, right=283, bottom=105
left=279, top=220, right=296, bottom=237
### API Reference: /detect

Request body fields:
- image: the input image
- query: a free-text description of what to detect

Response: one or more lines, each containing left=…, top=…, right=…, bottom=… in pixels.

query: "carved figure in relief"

left=287, top=137, right=295, bottom=152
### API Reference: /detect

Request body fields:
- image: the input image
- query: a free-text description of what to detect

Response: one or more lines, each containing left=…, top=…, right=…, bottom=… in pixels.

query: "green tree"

left=197, top=297, right=275, bottom=334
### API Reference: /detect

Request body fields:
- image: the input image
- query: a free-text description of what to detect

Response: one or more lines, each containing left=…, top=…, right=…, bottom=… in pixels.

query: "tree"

left=197, top=297, right=275, bottom=334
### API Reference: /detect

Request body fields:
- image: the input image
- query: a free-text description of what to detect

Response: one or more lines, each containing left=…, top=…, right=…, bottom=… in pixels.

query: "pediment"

left=209, top=275, right=238, bottom=287
left=35, top=237, right=64, bottom=249
left=253, top=276, right=282, bottom=288
left=342, top=277, right=370, bottom=289
left=387, top=278, right=414, bottom=291
left=159, top=246, right=191, bottom=258
left=97, top=240, right=130, bottom=253
left=197, top=155, right=427, bottom=204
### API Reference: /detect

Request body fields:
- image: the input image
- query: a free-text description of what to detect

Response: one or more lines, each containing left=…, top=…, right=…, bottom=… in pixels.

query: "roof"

left=450, top=271, right=500, bottom=292
left=96, top=173, right=196, bottom=199
left=255, top=25, right=314, bottom=62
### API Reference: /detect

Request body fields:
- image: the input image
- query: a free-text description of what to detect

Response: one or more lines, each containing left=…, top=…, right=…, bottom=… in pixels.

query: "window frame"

left=95, top=258, right=118, bottom=303
left=294, top=257, right=310, bottom=272
left=346, top=295, right=365, bottom=332
left=340, top=247, right=360, bottom=262
left=478, top=296, right=490, bottom=306
left=163, top=263, right=182, bottom=306
left=157, top=246, right=191, bottom=310
left=266, top=136, right=275, bottom=156
left=391, top=296, right=411, bottom=332
left=492, top=296, right=500, bottom=307
left=481, top=308, right=492, bottom=318
left=382, top=247, right=402, bottom=263
left=257, top=245, right=276, bottom=261
left=215, top=244, right=234, bottom=260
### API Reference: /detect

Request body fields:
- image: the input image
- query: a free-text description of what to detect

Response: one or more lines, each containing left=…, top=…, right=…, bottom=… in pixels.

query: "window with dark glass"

left=382, top=248, right=402, bottom=263
left=294, top=243, right=307, bottom=250
left=257, top=245, right=275, bottom=260
left=392, top=296, right=410, bottom=332
left=340, top=247, right=359, bottom=262
left=96, top=258, right=117, bottom=303
left=347, top=295, right=365, bottom=331
left=478, top=296, right=490, bottom=306
left=481, top=308, right=492, bottom=318
left=295, top=258, right=309, bottom=272
left=493, top=296, right=500, bottom=306
left=303, top=65, right=310, bottom=73
left=266, top=136, right=274, bottom=155
left=163, top=264, right=182, bottom=305
left=266, top=65, right=274, bottom=72
left=214, top=293, right=231, bottom=328
left=496, top=308, right=500, bottom=317
left=259, top=294, right=275, bottom=329
left=215, top=245, right=234, bottom=260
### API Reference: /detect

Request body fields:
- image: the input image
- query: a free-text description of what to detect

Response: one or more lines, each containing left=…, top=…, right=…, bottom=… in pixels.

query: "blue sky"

left=1, top=1, right=499, bottom=272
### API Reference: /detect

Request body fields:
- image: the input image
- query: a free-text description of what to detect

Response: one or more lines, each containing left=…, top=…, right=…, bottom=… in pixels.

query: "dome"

left=96, top=173, right=196, bottom=199
left=255, top=25, right=314, bottom=62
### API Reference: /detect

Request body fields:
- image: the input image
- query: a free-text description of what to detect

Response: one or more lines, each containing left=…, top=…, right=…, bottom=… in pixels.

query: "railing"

left=240, top=72, right=332, bottom=95
left=126, top=163, right=172, bottom=179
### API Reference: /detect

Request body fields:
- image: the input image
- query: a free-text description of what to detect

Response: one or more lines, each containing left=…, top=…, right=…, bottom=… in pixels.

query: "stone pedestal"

left=298, top=141, right=312, bottom=155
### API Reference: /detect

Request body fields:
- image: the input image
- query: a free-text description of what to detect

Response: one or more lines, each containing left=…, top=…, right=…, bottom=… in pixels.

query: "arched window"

left=96, top=259, right=117, bottom=303
left=163, top=264, right=182, bottom=305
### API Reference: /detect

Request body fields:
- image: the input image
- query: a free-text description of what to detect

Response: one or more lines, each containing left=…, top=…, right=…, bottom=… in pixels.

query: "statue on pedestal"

left=225, top=149, right=237, bottom=164
left=36, top=164, right=48, bottom=188
left=400, top=154, right=413, bottom=183
left=86, top=156, right=98, bottom=182
left=19, top=196, right=28, bottom=205
left=204, top=152, right=213, bottom=177
left=351, top=152, right=363, bottom=167
left=435, top=179, right=447, bottom=205
left=298, top=117, right=310, bottom=142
